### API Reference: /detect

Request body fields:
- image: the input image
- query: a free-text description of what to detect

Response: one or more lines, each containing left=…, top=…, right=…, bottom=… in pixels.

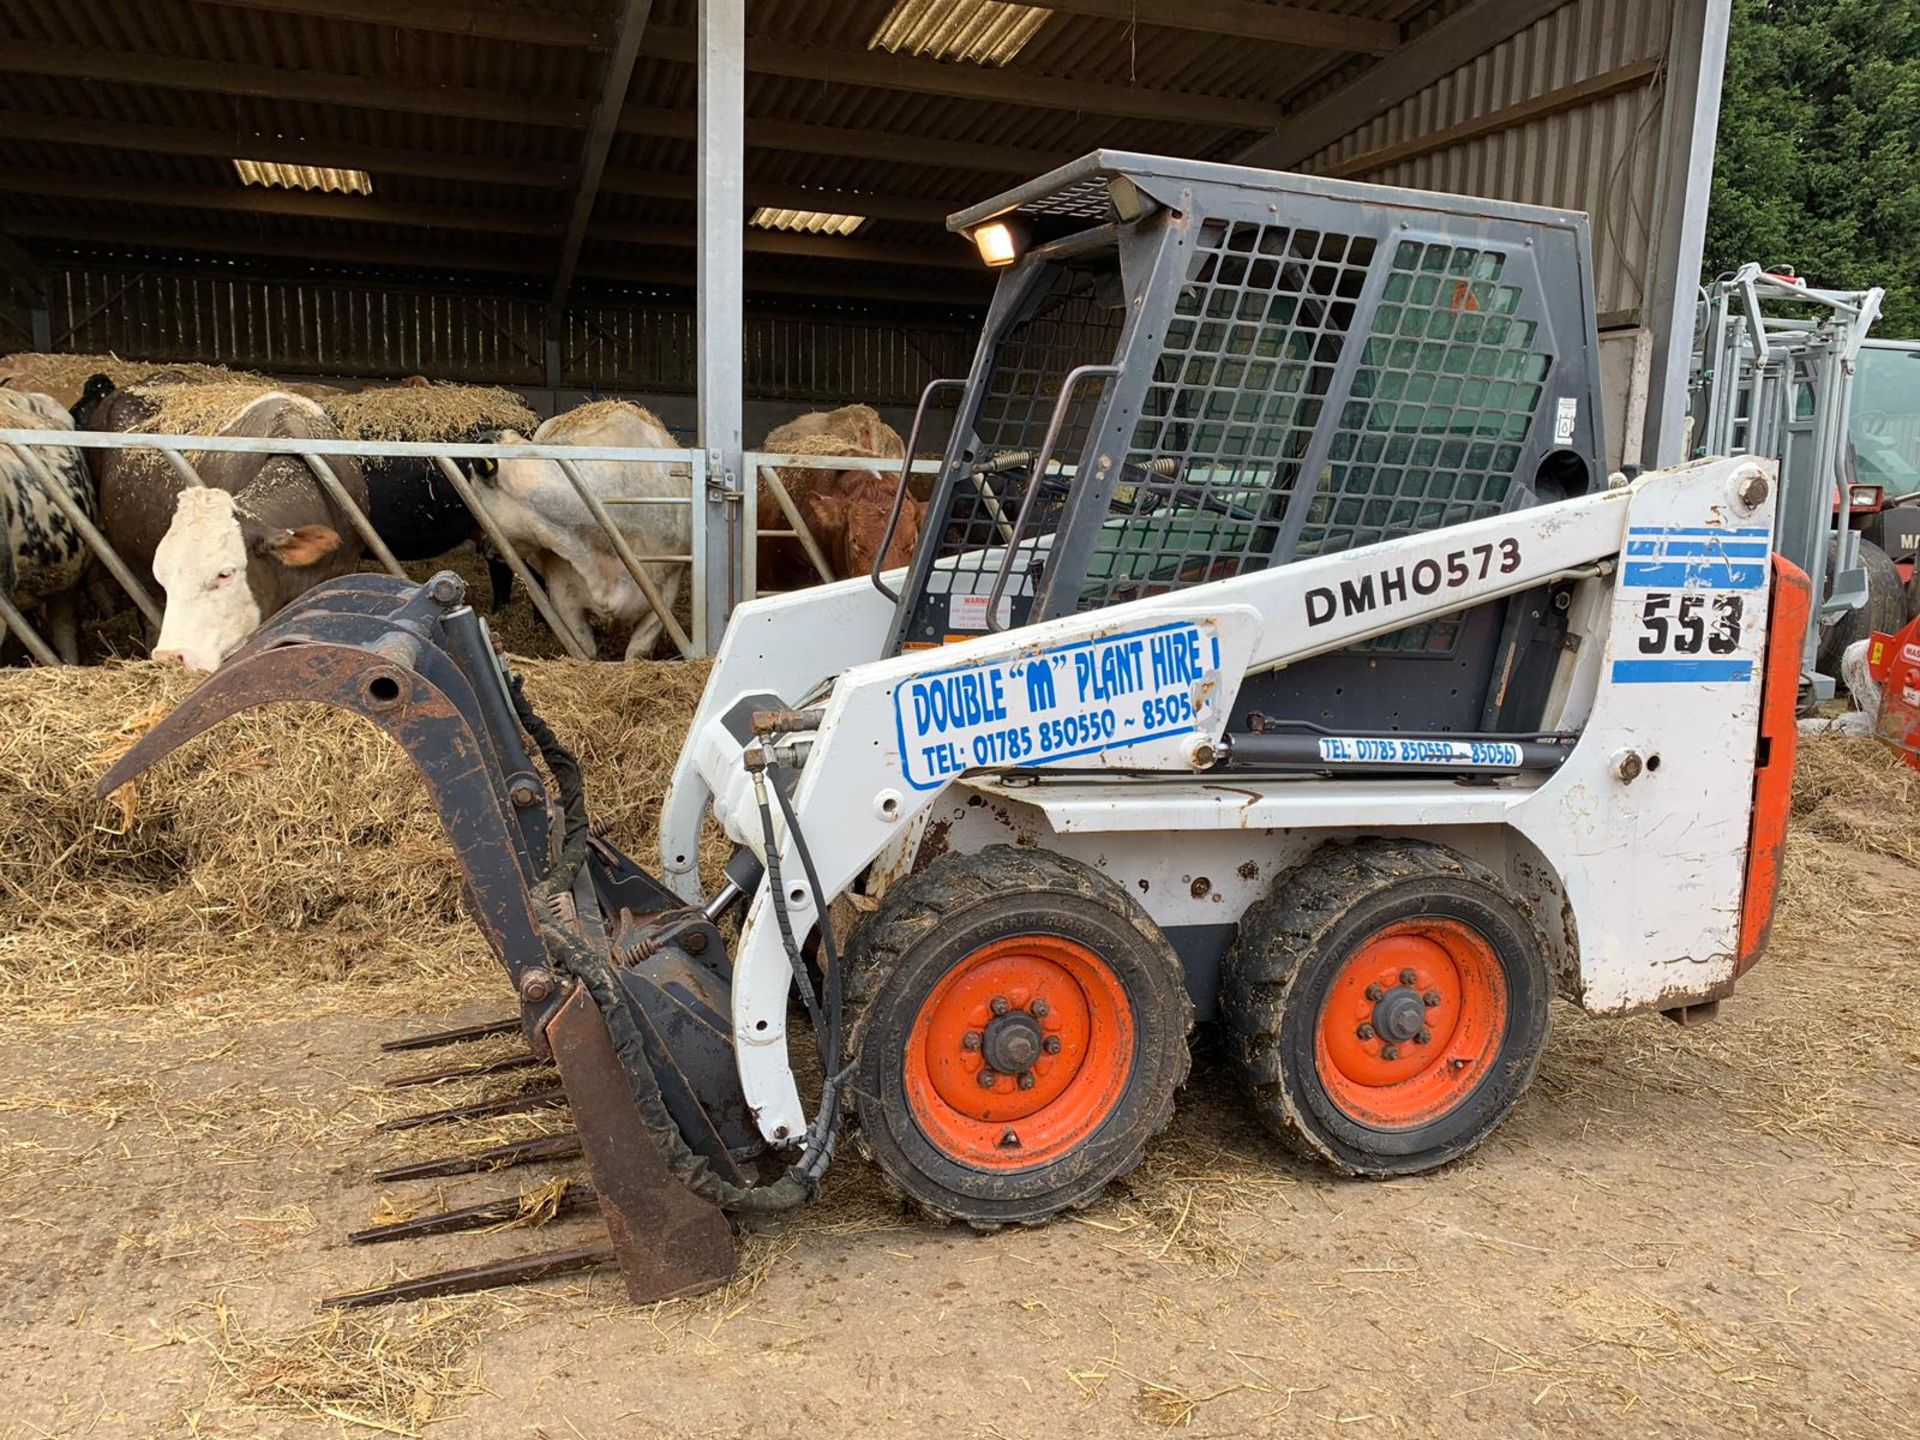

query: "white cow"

left=481, top=401, right=688, bottom=660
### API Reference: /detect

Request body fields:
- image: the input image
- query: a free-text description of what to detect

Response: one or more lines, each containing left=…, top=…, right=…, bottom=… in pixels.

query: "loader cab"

left=887, top=151, right=1608, bottom=735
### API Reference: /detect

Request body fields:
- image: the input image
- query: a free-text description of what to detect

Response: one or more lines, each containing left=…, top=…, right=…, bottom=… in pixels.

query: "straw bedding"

left=0, top=658, right=710, bottom=1010
left=0, top=351, right=271, bottom=409
left=0, top=662, right=1912, bottom=1016
left=323, top=382, right=538, bottom=444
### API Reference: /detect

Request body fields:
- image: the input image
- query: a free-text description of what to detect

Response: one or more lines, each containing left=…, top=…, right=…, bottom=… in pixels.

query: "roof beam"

left=0, top=111, right=961, bottom=224
left=0, top=168, right=560, bottom=234
left=0, top=41, right=587, bottom=129
left=1235, top=0, right=1576, bottom=171
left=601, top=171, right=954, bottom=224
left=642, top=25, right=1284, bottom=129
left=1039, top=0, right=1399, bottom=54
left=200, top=0, right=605, bottom=47
left=7, top=217, right=989, bottom=305
left=0, top=178, right=976, bottom=277
left=618, top=105, right=1067, bottom=176
left=551, top=0, right=654, bottom=311
left=596, top=218, right=972, bottom=270
left=1322, top=57, right=1660, bottom=179
left=0, top=111, right=571, bottom=190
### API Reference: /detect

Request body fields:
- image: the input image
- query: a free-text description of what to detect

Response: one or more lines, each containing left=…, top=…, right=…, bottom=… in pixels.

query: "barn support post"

left=696, top=0, right=746, bottom=656
left=1641, top=0, right=1732, bottom=467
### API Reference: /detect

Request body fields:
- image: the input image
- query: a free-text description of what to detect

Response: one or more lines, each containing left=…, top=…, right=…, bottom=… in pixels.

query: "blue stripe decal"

left=1622, top=561, right=1767, bottom=589
left=1626, top=525, right=1770, bottom=537
left=1611, top=658, right=1754, bottom=684
left=1625, top=540, right=1771, bottom=558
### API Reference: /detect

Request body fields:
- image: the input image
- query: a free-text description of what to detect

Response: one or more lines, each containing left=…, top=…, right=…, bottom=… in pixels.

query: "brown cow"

left=756, top=410, right=924, bottom=590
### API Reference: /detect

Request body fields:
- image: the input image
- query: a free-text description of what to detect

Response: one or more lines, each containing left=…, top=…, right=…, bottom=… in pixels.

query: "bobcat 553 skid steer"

left=101, top=154, right=1812, bottom=1307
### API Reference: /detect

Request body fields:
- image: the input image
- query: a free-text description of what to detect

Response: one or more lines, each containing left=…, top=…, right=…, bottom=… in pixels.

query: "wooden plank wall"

left=24, top=265, right=979, bottom=406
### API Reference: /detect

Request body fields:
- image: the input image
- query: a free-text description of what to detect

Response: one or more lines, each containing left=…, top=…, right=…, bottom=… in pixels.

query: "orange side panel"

left=1736, top=556, right=1813, bottom=976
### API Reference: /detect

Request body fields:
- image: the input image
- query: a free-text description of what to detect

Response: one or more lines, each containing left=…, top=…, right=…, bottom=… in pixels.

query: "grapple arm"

left=95, top=572, right=747, bottom=1306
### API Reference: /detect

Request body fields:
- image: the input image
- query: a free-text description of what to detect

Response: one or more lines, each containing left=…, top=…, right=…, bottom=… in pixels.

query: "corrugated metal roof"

left=0, top=0, right=1673, bottom=322
left=1298, top=0, right=1669, bottom=321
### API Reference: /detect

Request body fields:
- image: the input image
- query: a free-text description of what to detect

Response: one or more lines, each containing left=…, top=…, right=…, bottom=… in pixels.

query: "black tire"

left=845, top=846, right=1192, bottom=1226
left=1220, top=838, right=1552, bottom=1178
left=1819, top=538, right=1905, bottom=674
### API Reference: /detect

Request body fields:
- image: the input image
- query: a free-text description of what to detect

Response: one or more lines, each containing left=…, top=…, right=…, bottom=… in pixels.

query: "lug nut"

left=1357, top=1023, right=1376, bottom=1041
left=978, top=1068, right=998, bottom=1088
left=1424, top=989, right=1442, bottom=1008
left=1365, top=983, right=1386, bottom=1002
left=990, top=996, right=1011, bottom=1016
left=1043, top=1035, right=1063, bottom=1055
left=1018, top=1072, right=1036, bottom=1090
left=1382, top=1044, right=1400, bottom=1061
left=1416, top=1028, right=1432, bottom=1045
left=1029, top=997, right=1050, bottom=1019
left=1400, top=968, right=1418, bottom=986
left=962, top=1031, right=983, bottom=1052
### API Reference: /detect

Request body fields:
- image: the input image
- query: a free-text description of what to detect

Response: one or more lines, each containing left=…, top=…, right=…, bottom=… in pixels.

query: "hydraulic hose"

left=505, top=662, right=817, bottom=1213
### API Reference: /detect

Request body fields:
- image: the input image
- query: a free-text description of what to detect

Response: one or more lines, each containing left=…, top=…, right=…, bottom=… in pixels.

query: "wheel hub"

left=903, top=935, right=1137, bottom=1170
left=1314, top=919, right=1510, bottom=1130
left=1372, top=986, right=1427, bottom=1044
left=982, top=1007, right=1043, bottom=1074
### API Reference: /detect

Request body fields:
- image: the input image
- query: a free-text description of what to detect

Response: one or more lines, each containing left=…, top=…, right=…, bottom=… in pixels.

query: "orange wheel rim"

left=903, top=935, right=1134, bottom=1170
left=1315, top=918, right=1508, bottom=1129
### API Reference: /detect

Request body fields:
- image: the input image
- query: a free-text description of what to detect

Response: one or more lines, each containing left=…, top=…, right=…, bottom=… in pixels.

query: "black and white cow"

left=0, top=389, right=96, bottom=663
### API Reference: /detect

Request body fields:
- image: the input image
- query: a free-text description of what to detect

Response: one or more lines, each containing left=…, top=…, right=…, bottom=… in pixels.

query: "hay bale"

left=0, top=352, right=268, bottom=410
left=0, top=658, right=711, bottom=1010
left=324, top=382, right=538, bottom=445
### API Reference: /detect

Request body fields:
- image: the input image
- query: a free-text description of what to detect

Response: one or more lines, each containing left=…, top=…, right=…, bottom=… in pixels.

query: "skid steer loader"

left=100, top=153, right=1812, bottom=1307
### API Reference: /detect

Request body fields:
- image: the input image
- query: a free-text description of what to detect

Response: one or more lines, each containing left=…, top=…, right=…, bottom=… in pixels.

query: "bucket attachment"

left=95, top=572, right=756, bottom=1307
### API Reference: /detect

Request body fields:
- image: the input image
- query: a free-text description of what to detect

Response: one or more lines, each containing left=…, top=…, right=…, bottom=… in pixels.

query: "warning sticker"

left=1554, top=396, right=1579, bottom=445
left=893, top=620, right=1217, bottom=791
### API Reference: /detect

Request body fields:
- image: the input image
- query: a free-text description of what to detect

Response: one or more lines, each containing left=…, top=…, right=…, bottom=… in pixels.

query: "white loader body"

left=663, top=454, right=1784, bottom=1144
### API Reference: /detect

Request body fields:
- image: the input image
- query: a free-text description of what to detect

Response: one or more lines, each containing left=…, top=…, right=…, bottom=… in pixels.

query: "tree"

left=1707, top=0, right=1920, bottom=335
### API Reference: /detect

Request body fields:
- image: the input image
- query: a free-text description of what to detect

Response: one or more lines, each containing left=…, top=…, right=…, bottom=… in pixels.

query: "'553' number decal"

left=1637, top=592, right=1743, bottom=655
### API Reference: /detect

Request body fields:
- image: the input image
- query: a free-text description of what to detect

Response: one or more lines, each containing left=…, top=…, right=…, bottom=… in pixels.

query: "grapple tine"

left=322, top=1244, right=617, bottom=1309
left=348, top=1181, right=597, bottom=1245
left=370, top=1132, right=581, bottom=1183
left=380, top=1017, right=522, bottom=1053
left=376, top=1085, right=567, bottom=1133
left=383, top=1052, right=545, bottom=1088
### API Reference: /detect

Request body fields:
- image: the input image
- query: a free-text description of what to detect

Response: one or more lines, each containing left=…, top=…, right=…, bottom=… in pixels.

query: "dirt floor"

left=1, top=677, right=1917, bottom=1438
left=2, top=857, right=1916, bottom=1439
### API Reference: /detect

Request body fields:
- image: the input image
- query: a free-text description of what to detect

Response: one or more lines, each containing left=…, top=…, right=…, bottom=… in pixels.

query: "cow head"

left=70, top=373, right=118, bottom=429
left=151, top=488, right=342, bottom=671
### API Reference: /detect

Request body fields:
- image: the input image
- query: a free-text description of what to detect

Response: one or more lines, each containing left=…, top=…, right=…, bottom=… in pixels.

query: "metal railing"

left=741, top=451, right=942, bottom=600
left=0, top=428, right=709, bottom=666
left=0, top=427, right=941, bottom=667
